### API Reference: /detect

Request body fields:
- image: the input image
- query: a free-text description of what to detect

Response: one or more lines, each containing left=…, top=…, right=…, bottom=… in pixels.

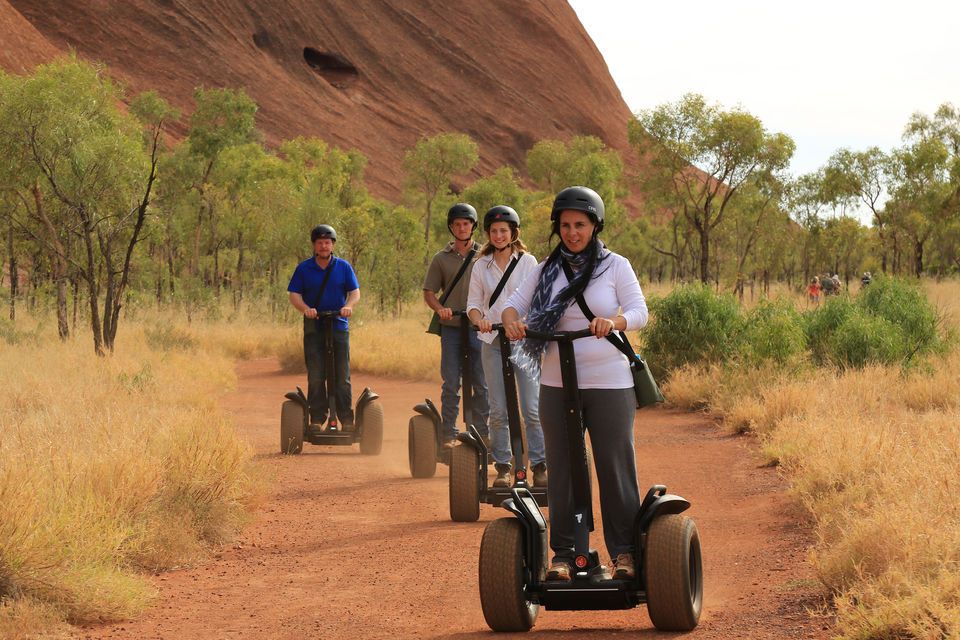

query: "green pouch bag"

left=426, top=313, right=441, bottom=336
left=631, top=355, right=665, bottom=408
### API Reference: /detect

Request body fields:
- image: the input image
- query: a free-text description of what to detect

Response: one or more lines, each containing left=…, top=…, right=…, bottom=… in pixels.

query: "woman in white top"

left=502, top=186, right=648, bottom=583
left=467, top=206, right=545, bottom=488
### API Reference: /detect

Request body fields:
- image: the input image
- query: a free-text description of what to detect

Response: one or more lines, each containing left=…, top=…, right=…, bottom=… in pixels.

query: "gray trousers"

left=539, top=385, right=640, bottom=560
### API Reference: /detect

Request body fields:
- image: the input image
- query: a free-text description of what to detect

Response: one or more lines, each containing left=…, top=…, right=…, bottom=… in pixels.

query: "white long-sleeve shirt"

left=466, top=251, right=539, bottom=344
left=505, top=251, right=648, bottom=389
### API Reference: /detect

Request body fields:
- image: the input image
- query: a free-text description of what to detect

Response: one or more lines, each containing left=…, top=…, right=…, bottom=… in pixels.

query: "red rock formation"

left=2, top=0, right=637, bottom=201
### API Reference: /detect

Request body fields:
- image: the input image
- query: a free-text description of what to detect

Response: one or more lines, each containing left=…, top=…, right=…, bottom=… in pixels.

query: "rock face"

left=2, top=0, right=636, bottom=200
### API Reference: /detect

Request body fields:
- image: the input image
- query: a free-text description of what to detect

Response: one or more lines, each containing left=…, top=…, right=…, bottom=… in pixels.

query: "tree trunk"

left=699, top=225, right=710, bottom=283
left=915, top=239, right=924, bottom=277
left=80, top=218, right=105, bottom=356
left=30, top=183, right=69, bottom=339
left=7, top=214, right=15, bottom=322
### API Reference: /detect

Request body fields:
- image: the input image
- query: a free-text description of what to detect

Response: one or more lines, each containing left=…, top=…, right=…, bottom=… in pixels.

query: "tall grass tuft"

left=0, top=321, right=260, bottom=631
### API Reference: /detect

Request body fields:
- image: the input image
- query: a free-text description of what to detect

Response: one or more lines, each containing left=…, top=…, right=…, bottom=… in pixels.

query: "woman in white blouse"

left=467, top=206, right=545, bottom=489
left=502, top=186, right=648, bottom=583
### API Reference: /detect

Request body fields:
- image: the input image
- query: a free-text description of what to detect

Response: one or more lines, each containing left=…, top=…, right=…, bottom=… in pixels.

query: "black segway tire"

left=358, top=399, right=384, bottom=455
left=449, top=443, right=480, bottom=522
left=280, top=400, right=304, bottom=455
left=644, top=514, right=703, bottom=631
left=479, top=518, right=538, bottom=632
left=408, top=414, right=437, bottom=478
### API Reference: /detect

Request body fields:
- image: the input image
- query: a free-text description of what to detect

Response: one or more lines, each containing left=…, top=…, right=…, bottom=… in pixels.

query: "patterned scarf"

left=511, top=242, right=596, bottom=377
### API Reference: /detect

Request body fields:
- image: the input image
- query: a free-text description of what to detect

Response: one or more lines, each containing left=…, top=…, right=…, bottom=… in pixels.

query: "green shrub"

left=827, top=310, right=908, bottom=368
left=644, top=284, right=744, bottom=375
left=857, top=277, right=941, bottom=358
left=742, top=299, right=806, bottom=367
left=805, top=297, right=857, bottom=365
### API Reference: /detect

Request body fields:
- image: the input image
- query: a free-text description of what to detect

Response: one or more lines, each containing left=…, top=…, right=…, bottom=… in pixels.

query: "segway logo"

left=575, top=513, right=583, bottom=523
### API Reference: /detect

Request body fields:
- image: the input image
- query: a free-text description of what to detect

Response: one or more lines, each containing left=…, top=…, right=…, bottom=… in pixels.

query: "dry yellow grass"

left=273, top=312, right=442, bottom=383
left=0, top=318, right=262, bottom=633
left=664, top=279, right=960, bottom=638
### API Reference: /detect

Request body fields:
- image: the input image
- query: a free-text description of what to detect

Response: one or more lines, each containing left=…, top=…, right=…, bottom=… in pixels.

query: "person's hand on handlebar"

left=304, top=307, right=318, bottom=319
left=476, top=318, right=494, bottom=333
left=437, top=307, right=454, bottom=321
left=504, top=319, right=527, bottom=341
left=590, top=316, right=616, bottom=339
left=339, top=306, right=353, bottom=318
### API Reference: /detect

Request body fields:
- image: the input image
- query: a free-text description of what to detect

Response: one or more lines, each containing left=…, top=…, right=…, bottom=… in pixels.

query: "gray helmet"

left=483, top=205, right=520, bottom=231
left=551, top=186, right=605, bottom=232
left=310, top=224, right=337, bottom=242
left=447, top=203, right=478, bottom=231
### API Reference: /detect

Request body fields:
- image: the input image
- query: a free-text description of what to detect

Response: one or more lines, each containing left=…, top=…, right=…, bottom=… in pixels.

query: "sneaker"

left=492, top=464, right=511, bottom=488
left=546, top=560, right=572, bottom=582
left=613, top=553, right=635, bottom=580
left=531, top=462, right=547, bottom=487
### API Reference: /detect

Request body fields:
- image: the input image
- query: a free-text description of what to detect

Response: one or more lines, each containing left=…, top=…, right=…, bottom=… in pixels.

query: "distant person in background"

left=467, top=205, right=546, bottom=488
left=831, top=273, right=842, bottom=295
left=861, top=271, right=873, bottom=289
left=287, top=225, right=360, bottom=429
left=807, top=276, right=822, bottom=306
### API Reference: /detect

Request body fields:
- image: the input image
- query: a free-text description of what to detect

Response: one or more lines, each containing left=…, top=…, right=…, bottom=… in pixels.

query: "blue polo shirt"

left=287, top=256, right=359, bottom=331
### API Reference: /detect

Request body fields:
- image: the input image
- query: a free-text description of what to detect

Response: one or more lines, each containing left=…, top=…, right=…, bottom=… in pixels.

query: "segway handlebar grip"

left=523, top=327, right=593, bottom=342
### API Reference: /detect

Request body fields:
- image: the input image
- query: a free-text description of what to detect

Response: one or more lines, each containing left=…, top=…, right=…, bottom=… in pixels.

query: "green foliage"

left=402, top=132, right=478, bottom=243
left=742, top=299, right=806, bottom=367
left=805, top=297, right=856, bottom=364
left=461, top=166, right=525, bottom=216
left=187, top=87, right=257, bottom=162
left=806, top=277, right=942, bottom=368
left=644, top=284, right=744, bottom=375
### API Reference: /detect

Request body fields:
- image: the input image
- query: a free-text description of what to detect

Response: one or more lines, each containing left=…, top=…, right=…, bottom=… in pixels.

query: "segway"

left=281, top=311, right=383, bottom=455
left=408, top=310, right=486, bottom=478
left=448, top=324, right=547, bottom=521
left=478, top=327, right=702, bottom=632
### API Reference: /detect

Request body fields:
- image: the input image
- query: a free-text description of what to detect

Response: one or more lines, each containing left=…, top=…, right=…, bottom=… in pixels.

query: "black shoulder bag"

left=561, top=260, right=663, bottom=408
left=303, top=257, right=336, bottom=335
left=426, top=248, right=477, bottom=335
left=488, top=252, right=523, bottom=308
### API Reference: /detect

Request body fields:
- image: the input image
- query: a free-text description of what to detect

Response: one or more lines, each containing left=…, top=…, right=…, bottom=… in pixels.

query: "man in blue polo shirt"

left=287, top=224, right=360, bottom=428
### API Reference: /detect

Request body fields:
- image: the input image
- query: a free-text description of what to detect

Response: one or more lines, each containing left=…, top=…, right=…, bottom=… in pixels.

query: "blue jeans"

left=439, top=324, right=489, bottom=440
left=481, top=340, right=545, bottom=466
left=304, top=328, right=353, bottom=426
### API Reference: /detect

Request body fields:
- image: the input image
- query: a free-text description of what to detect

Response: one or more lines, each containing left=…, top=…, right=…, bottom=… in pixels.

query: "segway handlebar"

left=519, top=327, right=593, bottom=342
left=314, top=310, right=343, bottom=318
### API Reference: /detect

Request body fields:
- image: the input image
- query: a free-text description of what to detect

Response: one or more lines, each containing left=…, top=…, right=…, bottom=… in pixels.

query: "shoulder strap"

left=311, top=257, right=337, bottom=310
left=561, top=259, right=639, bottom=364
left=488, top=252, right=522, bottom=307
left=439, top=248, right=477, bottom=306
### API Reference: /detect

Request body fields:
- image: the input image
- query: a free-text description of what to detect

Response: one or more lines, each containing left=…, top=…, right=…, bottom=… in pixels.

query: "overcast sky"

left=569, top=0, right=958, bottom=180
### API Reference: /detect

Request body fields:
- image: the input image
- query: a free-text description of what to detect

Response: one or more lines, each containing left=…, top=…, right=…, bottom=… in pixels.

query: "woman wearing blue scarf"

left=501, top=186, right=648, bottom=582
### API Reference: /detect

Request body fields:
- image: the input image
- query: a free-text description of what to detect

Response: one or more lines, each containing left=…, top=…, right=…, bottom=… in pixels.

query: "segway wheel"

left=358, top=398, right=384, bottom=456
left=449, top=443, right=480, bottom=522
left=408, top=414, right=437, bottom=478
left=280, top=400, right=304, bottom=455
left=644, top=514, right=702, bottom=631
left=479, top=518, right=538, bottom=632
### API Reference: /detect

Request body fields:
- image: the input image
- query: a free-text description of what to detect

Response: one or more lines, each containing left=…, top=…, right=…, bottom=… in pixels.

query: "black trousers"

left=304, top=328, right=353, bottom=426
left=538, top=386, right=640, bottom=560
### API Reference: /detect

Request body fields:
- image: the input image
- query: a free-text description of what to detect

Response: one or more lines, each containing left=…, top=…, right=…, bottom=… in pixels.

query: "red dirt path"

left=81, top=358, right=832, bottom=639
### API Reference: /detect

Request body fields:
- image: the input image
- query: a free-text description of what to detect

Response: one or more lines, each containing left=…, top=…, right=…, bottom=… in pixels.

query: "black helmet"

left=310, top=224, right=337, bottom=242
left=447, top=203, right=478, bottom=230
left=483, top=205, right=520, bottom=231
left=551, top=186, right=605, bottom=232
